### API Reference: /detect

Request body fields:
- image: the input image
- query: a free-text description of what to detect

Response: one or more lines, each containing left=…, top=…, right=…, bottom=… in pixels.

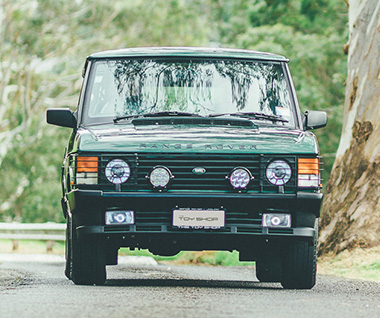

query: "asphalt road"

left=0, top=254, right=379, bottom=318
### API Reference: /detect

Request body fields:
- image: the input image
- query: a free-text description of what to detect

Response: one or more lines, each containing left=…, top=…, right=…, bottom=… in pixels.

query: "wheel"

left=66, top=215, right=106, bottom=285
left=280, top=220, right=318, bottom=289
left=64, top=216, right=71, bottom=279
left=256, top=254, right=281, bottom=283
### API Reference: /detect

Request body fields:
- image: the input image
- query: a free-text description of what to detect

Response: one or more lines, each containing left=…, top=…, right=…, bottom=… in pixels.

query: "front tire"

left=64, top=216, right=71, bottom=280
left=280, top=221, right=318, bottom=289
left=256, top=254, right=281, bottom=283
left=66, top=215, right=106, bottom=285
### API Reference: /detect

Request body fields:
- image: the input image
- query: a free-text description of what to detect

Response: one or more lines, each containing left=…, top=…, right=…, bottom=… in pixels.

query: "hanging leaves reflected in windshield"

left=84, top=58, right=294, bottom=126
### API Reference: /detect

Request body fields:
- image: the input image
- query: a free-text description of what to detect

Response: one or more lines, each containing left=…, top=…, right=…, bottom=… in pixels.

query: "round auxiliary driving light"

left=105, top=159, right=131, bottom=184
left=148, top=166, right=173, bottom=189
left=266, top=160, right=291, bottom=186
left=228, top=167, right=253, bottom=190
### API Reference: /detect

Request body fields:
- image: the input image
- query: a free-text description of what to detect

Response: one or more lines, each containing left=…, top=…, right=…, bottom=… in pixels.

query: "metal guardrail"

left=0, top=222, right=66, bottom=252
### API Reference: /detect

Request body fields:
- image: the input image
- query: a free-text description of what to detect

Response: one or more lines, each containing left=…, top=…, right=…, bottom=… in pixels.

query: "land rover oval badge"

left=192, top=167, right=206, bottom=175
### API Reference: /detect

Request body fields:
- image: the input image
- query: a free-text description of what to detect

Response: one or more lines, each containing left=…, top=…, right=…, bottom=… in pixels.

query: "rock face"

left=320, top=0, right=380, bottom=254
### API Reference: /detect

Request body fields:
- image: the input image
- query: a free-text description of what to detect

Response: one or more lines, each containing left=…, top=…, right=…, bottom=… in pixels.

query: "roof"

left=88, top=47, right=289, bottom=62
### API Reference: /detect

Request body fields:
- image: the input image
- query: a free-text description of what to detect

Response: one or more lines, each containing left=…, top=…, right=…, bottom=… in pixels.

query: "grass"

left=1, top=239, right=379, bottom=282
left=0, top=239, right=65, bottom=255
left=318, top=246, right=380, bottom=282
left=119, top=248, right=255, bottom=267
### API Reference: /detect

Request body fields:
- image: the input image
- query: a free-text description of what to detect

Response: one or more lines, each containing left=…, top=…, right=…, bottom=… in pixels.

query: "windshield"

left=82, top=58, right=296, bottom=127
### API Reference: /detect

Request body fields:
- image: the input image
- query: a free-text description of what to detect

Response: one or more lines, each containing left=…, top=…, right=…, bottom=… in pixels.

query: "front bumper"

left=66, top=189, right=322, bottom=243
left=68, top=189, right=322, bottom=216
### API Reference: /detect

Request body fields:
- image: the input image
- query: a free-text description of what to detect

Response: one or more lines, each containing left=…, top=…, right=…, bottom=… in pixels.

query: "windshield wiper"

left=114, top=111, right=202, bottom=123
left=113, top=114, right=142, bottom=123
left=143, top=111, right=203, bottom=118
left=208, top=112, right=289, bottom=123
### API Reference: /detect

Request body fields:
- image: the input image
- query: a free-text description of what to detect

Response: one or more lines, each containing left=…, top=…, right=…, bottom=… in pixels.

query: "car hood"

left=75, top=124, right=319, bottom=154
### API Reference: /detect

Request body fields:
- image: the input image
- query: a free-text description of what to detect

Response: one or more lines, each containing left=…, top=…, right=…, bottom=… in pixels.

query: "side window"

left=87, top=65, right=119, bottom=118
left=78, top=60, right=91, bottom=125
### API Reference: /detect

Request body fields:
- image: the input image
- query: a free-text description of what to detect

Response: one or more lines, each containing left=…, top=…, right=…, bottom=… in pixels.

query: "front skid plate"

left=76, top=225, right=315, bottom=239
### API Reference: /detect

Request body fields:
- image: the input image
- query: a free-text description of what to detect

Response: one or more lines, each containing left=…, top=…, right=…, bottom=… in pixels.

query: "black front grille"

left=75, top=153, right=298, bottom=193
left=96, top=153, right=297, bottom=193
left=137, top=153, right=262, bottom=191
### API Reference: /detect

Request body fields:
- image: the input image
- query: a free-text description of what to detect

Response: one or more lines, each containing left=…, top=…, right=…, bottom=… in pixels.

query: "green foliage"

left=0, top=0, right=347, bottom=222
left=319, top=248, right=380, bottom=282
left=119, top=249, right=254, bottom=266
left=0, top=124, right=67, bottom=222
left=247, top=0, right=347, bottom=34
left=216, top=0, right=348, bottom=186
left=234, top=24, right=346, bottom=183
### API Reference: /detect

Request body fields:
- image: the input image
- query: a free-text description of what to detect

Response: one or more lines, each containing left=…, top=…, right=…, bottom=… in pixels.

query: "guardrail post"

left=12, top=239, right=19, bottom=251
left=46, top=240, right=54, bottom=253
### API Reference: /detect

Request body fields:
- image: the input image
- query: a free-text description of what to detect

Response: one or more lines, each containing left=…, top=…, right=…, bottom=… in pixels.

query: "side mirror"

left=46, top=108, right=77, bottom=128
left=304, top=110, right=327, bottom=130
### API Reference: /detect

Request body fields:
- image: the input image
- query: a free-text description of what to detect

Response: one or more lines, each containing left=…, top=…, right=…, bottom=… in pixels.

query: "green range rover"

left=47, top=47, right=327, bottom=288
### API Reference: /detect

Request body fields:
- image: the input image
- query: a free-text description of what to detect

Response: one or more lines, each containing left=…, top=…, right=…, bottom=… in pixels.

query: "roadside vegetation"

left=0, top=0, right=348, bottom=223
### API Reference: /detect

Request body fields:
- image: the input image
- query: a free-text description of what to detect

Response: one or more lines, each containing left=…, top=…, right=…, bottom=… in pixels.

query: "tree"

left=227, top=1, right=347, bottom=186
left=0, top=0, right=214, bottom=223
left=319, top=0, right=380, bottom=254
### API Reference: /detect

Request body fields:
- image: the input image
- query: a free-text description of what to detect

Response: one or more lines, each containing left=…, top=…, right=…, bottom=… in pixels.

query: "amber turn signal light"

left=298, top=158, right=319, bottom=175
left=77, top=156, right=98, bottom=173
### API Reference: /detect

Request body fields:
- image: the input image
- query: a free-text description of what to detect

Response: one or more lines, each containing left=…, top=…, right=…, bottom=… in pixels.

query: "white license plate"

left=173, top=209, right=225, bottom=229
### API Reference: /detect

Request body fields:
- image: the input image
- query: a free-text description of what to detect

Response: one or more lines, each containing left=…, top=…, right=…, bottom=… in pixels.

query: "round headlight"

left=105, top=159, right=130, bottom=184
left=266, top=160, right=291, bottom=186
left=229, top=167, right=252, bottom=189
left=149, top=166, right=172, bottom=188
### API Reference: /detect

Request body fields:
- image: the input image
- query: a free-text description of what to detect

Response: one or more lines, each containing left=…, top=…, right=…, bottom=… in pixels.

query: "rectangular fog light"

left=105, top=211, right=134, bottom=225
left=298, top=174, right=320, bottom=188
left=262, top=213, right=291, bottom=228
left=76, top=172, right=98, bottom=185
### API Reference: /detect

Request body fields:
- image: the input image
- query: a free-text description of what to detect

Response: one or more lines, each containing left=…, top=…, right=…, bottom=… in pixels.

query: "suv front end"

left=47, top=47, right=326, bottom=288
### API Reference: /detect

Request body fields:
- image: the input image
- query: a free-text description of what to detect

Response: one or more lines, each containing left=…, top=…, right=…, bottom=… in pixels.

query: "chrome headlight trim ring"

left=105, top=159, right=131, bottom=184
left=265, top=160, right=292, bottom=186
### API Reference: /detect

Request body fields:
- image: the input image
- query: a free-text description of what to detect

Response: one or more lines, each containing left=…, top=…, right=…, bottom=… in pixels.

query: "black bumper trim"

left=67, top=189, right=323, bottom=217
left=71, top=189, right=297, bottom=199
left=76, top=225, right=314, bottom=239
